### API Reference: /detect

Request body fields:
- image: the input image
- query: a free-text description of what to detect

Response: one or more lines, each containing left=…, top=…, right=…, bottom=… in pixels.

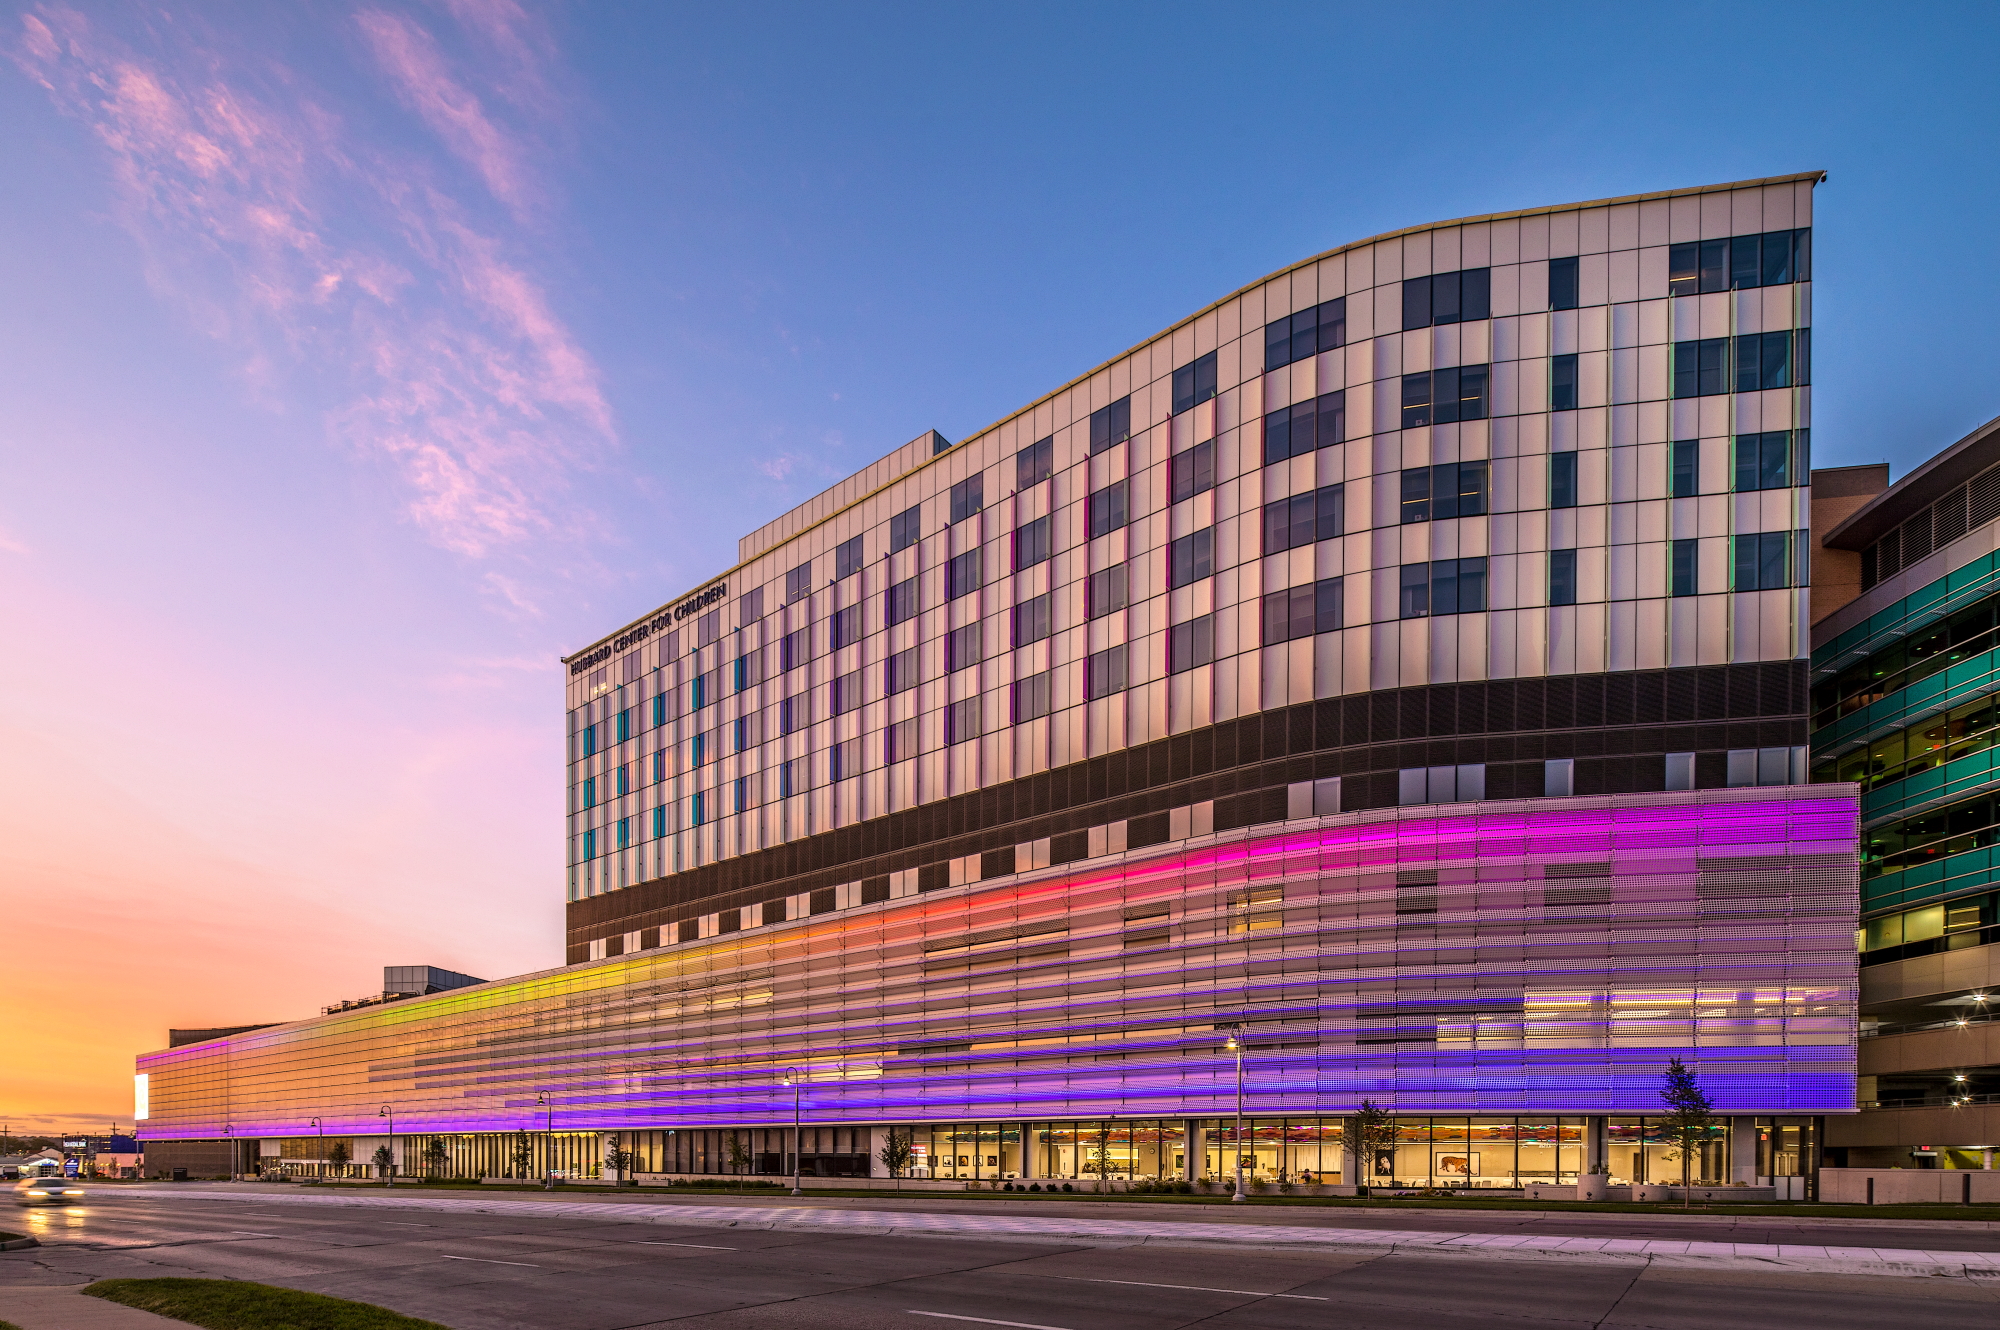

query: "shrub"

left=1061, top=1182, right=1074, bottom=1192
left=1028, top=1182, right=1041, bottom=1192
left=1175, top=1180, right=1193, bottom=1194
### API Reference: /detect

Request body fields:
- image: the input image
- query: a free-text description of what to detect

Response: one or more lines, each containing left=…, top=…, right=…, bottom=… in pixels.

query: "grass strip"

left=83, top=1279, right=449, bottom=1330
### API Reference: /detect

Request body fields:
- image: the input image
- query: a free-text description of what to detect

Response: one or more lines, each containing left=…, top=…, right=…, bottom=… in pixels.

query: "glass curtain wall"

left=268, top=1132, right=606, bottom=1181
left=1606, top=1117, right=1730, bottom=1184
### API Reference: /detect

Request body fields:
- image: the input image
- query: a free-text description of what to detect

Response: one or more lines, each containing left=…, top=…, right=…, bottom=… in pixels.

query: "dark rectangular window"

left=1089, top=396, right=1131, bottom=454
left=1548, top=548, right=1577, bottom=606
left=652, top=805, right=666, bottom=836
left=834, top=534, right=864, bottom=581
left=1172, top=351, right=1217, bottom=415
left=885, top=576, right=917, bottom=626
left=1400, top=461, right=1489, bottom=524
left=1403, top=268, right=1490, bottom=330
left=1085, top=644, right=1128, bottom=700
left=651, top=695, right=668, bottom=727
left=1013, top=592, right=1052, bottom=646
left=1013, top=670, right=1053, bottom=722
left=946, top=697, right=981, bottom=744
left=1170, top=441, right=1213, bottom=503
left=1260, top=578, right=1342, bottom=644
left=1087, top=564, right=1128, bottom=618
left=689, top=732, right=707, bottom=766
left=1012, top=516, right=1050, bottom=570
left=690, top=673, right=710, bottom=710
left=651, top=749, right=665, bottom=781
left=731, top=653, right=758, bottom=692
left=730, top=718, right=748, bottom=753
left=1016, top=436, right=1053, bottom=488
left=1672, top=338, right=1730, bottom=397
left=1551, top=353, right=1578, bottom=411
left=1733, top=430, right=1804, bottom=492
left=949, top=474, right=984, bottom=524
left=1550, top=451, right=1578, bottom=509
left=1169, top=615, right=1214, bottom=673
left=1262, top=390, right=1346, bottom=465
left=1733, top=531, right=1794, bottom=591
left=829, top=740, right=858, bottom=783
left=1733, top=330, right=1799, bottom=393
left=947, top=549, right=982, bottom=600
left=1262, top=484, right=1345, bottom=554
left=781, top=625, right=811, bottom=671
left=946, top=622, right=981, bottom=672
left=616, top=816, right=629, bottom=849
left=615, top=708, right=631, bottom=743
left=1549, top=256, right=1579, bottom=310
left=1400, top=365, right=1488, bottom=428
left=885, top=718, right=916, bottom=765
left=785, top=562, right=813, bottom=604
left=890, top=504, right=921, bottom=552
left=1671, top=538, right=1698, bottom=596
left=830, top=670, right=862, bottom=715
left=1671, top=439, right=1699, bottom=498
left=1169, top=527, right=1214, bottom=588
left=1088, top=479, right=1129, bottom=538
left=886, top=645, right=918, bottom=694
left=1401, top=558, right=1488, bottom=617
left=1264, top=297, right=1346, bottom=371
left=780, top=693, right=808, bottom=734
left=581, top=828, right=597, bottom=858
left=1669, top=228, right=1810, bottom=296
left=581, top=776, right=596, bottom=807
left=580, top=724, right=596, bottom=756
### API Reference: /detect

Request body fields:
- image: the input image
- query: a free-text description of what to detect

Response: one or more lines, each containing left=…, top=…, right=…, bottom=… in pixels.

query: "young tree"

left=1349, top=1099, right=1398, bottom=1194
left=327, top=1140, right=351, bottom=1178
left=423, top=1136, right=451, bottom=1179
left=725, top=1133, right=752, bottom=1192
left=509, top=1131, right=533, bottom=1181
left=1659, top=1056, right=1716, bottom=1206
left=606, top=1140, right=637, bottom=1185
left=878, top=1129, right=914, bottom=1192
left=1090, top=1124, right=1115, bottom=1193
left=371, top=1144, right=394, bottom=1184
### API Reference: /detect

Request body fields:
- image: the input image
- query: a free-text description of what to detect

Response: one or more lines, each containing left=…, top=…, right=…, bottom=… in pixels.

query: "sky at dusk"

left=2, top=1, right=1996, bottom=1132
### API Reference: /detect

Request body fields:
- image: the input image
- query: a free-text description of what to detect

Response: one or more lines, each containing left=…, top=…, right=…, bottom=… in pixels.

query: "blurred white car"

left=14, top=1177, right=85, bottom=1204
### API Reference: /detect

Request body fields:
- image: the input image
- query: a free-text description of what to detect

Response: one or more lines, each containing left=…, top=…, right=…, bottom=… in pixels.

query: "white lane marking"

left=225, top=1232, right=285, bottom=1238
left=377, top=1221, right=439, bottom=1227
left=439, top=1254, right=541, bottom=1267
left=1043, top=1274, right=1327, bottom=1301
left=636, top=1241, right=736, bottom=1249
left=907, top=1315, right=1076, bottom=1330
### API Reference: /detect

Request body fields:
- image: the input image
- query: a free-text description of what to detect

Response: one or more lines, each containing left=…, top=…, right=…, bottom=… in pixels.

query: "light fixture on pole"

left=782, top=1069, right=805, bottom=1197
left=536, top=1093, right=555, bottom=1189
left=310, top=1117, right=323, bottom=1178
left=377, top=1106, right=394, bottom=1187
left=1219, top=1023, right=1247, bottom=1203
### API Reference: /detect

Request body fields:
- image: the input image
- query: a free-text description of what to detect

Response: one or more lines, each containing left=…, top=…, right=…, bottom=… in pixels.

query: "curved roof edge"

left=564, top=169, right=1826, bottom=663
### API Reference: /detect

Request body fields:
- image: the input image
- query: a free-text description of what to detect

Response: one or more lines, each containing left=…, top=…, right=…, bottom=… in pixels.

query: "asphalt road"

left=5, top=1188, right=1998, bottom=1330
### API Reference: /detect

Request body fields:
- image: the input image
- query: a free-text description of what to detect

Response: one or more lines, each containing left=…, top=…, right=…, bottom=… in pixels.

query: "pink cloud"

left=10, top=4, right=617, bottom=559
left=356, top=8, right=533, bottom=217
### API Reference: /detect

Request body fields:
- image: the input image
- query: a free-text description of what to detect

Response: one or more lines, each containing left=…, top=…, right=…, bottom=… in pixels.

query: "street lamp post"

left=310, top=1117, right=323, bottom=1180
left=1220, top=1024, right=1247, bottom=1203
left=536, top=1093, right=555, bottom=1189
left=377, top=1106, right=394, bottom=1187
left=783, top=1069, right=805, bottom=1197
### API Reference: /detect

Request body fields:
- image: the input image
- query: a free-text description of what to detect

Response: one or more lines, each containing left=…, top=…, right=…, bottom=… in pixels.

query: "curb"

left=0, top=1237, right=40, bottom=1251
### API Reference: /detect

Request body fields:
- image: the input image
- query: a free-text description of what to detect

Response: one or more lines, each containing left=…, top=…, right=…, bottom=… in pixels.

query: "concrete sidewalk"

left=103, top=1186, right=2000, bottom=1280
left=0, top=1286, right=182, bottom=1329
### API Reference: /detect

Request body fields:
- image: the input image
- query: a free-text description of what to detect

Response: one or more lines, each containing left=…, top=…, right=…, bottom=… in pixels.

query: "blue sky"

left=1, top=0, right=1994, bottom=1123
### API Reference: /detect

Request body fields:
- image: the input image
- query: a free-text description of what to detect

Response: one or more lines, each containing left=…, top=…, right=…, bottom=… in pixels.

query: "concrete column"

left=1586, top=1117, right=1607, bottom=1175
left=1341, top=1119, right=1362, bottom=1188
left=1182, top=1120, right=1198, bottom=1181
left=1730, top=1116, right=1759, bottom=1183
